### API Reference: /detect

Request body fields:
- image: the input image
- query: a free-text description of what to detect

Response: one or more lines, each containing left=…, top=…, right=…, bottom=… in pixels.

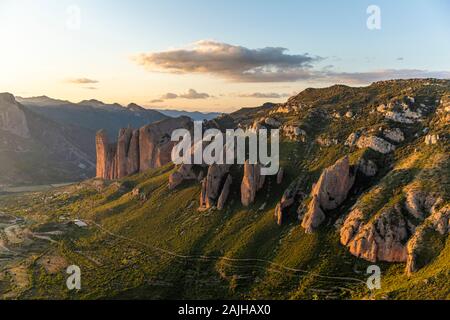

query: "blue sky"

left=1, top=0, right=449, bottom=111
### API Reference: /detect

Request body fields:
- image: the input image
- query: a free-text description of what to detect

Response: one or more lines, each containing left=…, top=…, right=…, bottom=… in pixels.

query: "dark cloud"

left=150, top=99, right=164, bottom=103
left=134, top=40, right=322, bottom=82
left=66, top=78, right=99, bottom=84
left=238, top=92, right=291, bottom=99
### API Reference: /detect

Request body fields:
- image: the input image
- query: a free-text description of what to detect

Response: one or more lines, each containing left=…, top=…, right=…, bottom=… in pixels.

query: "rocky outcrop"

left=96, top=117, right=192, bottom=180
left=95, top=130, right=117, bottom=180
left=276, top=167, right=284, bottom=185
left=357, top=158, right=378, bottom=177
left=139, top=117, right=192, bottom=171
left=274, top=180, right=304, bottom=225
left=301, top=156, right=355, bottom=233
left=282, top=125, right=306, bottom=142
left=0, top=93, right=30, bottom=138
left=217, top=174, right=233, bottom=210
left=241, top=161, right=266, bottom=207
left=199, top=164, right=230, bottom=211
left=340, top=185, right=449, bottom=273
left=340, top=205, right=409, bottom=263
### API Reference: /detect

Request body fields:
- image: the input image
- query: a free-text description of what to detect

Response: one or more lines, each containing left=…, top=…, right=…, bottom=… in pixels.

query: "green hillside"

left=0, top=79, right=448, bottom=300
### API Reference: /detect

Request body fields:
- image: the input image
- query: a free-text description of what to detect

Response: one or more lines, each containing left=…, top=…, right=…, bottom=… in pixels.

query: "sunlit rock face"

left=301, top=156, right=356, bottom=233
left=96, top=117, right=192, bottom=180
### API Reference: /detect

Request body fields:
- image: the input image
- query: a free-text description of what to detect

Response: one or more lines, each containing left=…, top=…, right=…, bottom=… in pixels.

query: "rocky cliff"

left=96, top=117, right=192, bottom=179
left=301, top=156, right=356, bottom=233
left=0, top=93, right=30, bottom=138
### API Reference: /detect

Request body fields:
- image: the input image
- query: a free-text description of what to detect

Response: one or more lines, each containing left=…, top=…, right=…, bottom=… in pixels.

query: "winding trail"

left=86, top=219, right=367, bottom=285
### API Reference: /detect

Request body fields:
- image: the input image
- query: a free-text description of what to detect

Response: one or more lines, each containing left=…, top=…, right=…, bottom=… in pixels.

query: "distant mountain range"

left=1, top=94, right=223, bottom=186
left=154, top=109, right=221, bottom=121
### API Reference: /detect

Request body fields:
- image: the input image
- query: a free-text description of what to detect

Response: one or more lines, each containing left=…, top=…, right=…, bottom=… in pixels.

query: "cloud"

left=157, top=89, right=211, bottom=101
left=66, top=78, right=99, bottom=84
left=161, top=92, right=179, bottom=99
left=83, top=86, right=98, bottom=90
left=134, top=40, right=450, bottom=84
left=238, top=92, right=291, bottom=99
left=179, top=89, right=210, bottom=99
left=150, top=99, right=164, bottom=103
left=134, top=40, right=322, bottom=82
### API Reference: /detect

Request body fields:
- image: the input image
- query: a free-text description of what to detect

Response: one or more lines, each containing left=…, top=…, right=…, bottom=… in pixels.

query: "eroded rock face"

left=274, top=180, right=304, bottom=225
left=199, top=164, right=230, bottom=211
left=95, top=130, right=116, bottom=180
left=341, top=205, right=409, bottom=263
left=217, top=174, right=233, bottom=210
left=340, top=185, right=448, bottom=273
left=241, top=161, right=265, bottom=207
left=0, top=93, right=30, bottom=138
left=96, top=117, right=192, bottom=180
left=139, top=117, right=192, bottom=171
left=405, top=204, right=449, bottom=274
left=301, top=156, right=355, bottom=233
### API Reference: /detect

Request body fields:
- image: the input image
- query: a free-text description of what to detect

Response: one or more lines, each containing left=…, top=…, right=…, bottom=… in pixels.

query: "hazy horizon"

left=1, top=0, right=450, bottom=112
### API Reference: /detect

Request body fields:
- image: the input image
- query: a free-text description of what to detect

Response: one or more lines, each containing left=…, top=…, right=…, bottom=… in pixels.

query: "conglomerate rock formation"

left=96, top=116, right=191, bottom=180
left=301, top=156, right=356, bottom=233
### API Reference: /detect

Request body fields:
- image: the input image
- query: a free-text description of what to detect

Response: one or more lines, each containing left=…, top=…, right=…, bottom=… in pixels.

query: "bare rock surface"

left=241, top=161, right=265, bottom=207
left=301, top=156, right=355, bottom=233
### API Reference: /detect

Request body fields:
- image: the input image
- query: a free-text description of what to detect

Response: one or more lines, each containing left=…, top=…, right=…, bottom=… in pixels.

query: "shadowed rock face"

left=96, top=117, right=192, bottom=180
left=301, top=156, right=355, bottom=233
left=199, top=164, right=230, bottom=211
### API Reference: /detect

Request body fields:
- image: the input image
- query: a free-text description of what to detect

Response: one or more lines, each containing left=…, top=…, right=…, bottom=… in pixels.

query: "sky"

left=0, top=0, right=449, bottom=112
